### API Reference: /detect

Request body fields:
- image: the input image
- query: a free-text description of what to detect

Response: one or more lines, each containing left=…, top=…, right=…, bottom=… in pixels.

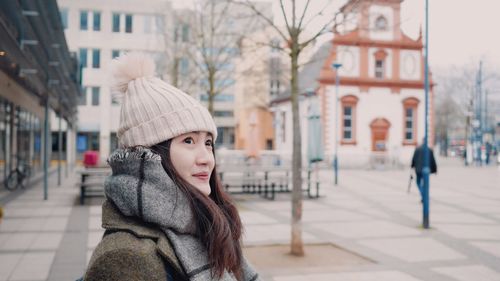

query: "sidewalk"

left=240, top=160, right=500, bottom=281
left=0, top=160, right=498, bottom=281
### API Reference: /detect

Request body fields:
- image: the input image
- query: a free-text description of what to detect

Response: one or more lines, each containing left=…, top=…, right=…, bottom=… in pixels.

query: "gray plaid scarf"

left=104, top=147, right=260, bottom=281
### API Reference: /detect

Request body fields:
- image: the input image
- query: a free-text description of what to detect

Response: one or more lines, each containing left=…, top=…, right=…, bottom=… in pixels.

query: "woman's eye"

left=205, top=140, right=213, bottom=147
left=183, top=137, right=194, bottom=144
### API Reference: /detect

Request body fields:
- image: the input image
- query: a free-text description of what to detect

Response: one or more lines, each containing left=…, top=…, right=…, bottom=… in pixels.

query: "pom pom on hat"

left=110, top=52, right=156, bottom=95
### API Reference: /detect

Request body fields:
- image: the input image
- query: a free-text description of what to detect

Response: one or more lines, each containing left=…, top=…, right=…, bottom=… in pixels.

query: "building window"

left=112, top=13, right=120, bottom=32
left=375, top=15, right=388, bottom=31
left=374, top=49, right=388, bottom=79
left=375, top=60, right=384, bottom=78
left=110, top=133, right=118, bottom=153
left=93, top=11, right=101, bottom=31
left=281, top=111, right=286, bottom=143
left=405, top=108, right=413, bottom=140
left=112, top=50, right=120, bottom=59
left=179, top=57, right=189, bottom=75
left=92, top=49, right=100, bottom=68
left=343, top=106, right=353, bottom=140
left=402, top=97, right=419, bottom=145
left=80, top=10, right=88, bottom=30
left=216, top=127, right=224, bottom=146
left=214, top=111, right=233, bottom=117
left=90, top=132, right=100, bottom=151
left=182, top=24, right=189, bottom=42
left=78, top=87, right=87, bottom=106
left=340, top=95, right=359, bottom=144
left=91, top=87, right=100, bottom=106
left=79, top=48, right=88, bottom=68
left=125, top=14, right=133, bottom=33
left=60, top=8, right=68, bottom=29
left=270, top=38, right=280, bottom=53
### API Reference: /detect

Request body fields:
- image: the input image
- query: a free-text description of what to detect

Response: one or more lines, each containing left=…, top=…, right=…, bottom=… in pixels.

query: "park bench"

left=76, top=167, right=111, bottom=204
left=218, top=167, right=320, bottom=200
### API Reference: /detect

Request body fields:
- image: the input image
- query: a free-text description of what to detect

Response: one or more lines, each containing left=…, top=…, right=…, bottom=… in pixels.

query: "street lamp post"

left=422, top=0, right=430, bottom=229
left=332, top=62, right=342, bottom=186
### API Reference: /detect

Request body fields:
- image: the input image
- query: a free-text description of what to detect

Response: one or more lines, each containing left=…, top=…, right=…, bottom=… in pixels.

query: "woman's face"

left=170, top=131, right=215, bottom=196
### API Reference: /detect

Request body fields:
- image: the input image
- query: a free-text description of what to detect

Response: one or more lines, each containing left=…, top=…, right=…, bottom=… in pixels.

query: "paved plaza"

left=0, top=158, right=499, bottom=281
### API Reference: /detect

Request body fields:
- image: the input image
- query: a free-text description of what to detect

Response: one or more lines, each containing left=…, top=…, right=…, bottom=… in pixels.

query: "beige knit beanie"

left=110, top=52, right=217, bottom=148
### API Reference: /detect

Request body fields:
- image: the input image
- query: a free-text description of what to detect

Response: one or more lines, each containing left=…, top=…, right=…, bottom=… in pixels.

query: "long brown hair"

left=151, top=140, right=243, bottom=280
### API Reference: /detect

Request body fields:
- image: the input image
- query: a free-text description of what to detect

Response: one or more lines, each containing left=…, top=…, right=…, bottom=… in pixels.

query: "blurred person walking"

left=411, top=140, right=438, bottom=202
left=83, top=53, right=259, bottom=281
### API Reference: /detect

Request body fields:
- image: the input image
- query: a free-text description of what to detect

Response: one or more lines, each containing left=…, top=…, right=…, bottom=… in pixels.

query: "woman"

left=84, top=53, right=259, bottom=281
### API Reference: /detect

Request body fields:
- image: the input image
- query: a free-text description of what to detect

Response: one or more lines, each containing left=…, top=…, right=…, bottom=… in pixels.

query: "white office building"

left=55, top=0, right=172, bottom=162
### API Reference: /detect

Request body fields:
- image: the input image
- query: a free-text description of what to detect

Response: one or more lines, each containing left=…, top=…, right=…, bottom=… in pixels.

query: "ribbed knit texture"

left=111, top=53, right=217, bottom=148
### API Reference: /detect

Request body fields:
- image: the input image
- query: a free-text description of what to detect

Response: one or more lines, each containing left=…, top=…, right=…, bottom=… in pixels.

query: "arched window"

left=340, top=95, right=359, bottom=144
left=402, top=97, right=419, bottom=145
left=375, top=16, right=388, bottom=31
left=374, top=49, right=388, bottom=79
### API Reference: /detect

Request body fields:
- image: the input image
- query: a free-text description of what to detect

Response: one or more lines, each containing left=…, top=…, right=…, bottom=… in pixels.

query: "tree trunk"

left=290, top=36, right=304, bottom=256
left=172, top=57, right=179, bottom=88
left=208, top=70, right=215, bottom=115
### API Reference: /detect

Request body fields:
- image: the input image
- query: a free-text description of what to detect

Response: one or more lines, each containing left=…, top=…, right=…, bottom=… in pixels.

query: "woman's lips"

left=193, top=173, right=209, bottom=181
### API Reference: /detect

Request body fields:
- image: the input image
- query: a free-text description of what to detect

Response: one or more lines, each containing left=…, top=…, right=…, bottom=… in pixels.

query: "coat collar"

left=101, top=200, right=185, bottom=275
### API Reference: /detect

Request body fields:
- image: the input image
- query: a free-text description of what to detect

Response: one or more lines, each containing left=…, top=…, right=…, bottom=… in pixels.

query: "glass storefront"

left=0, top=96, right=43, bottom=183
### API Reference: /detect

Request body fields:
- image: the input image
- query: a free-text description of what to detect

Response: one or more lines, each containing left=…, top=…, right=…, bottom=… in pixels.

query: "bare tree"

left=231, top=0, right=359, bottom=256
left=171, top=0, right=270, bottom=115
left=433, top=63, right=500, bottom=156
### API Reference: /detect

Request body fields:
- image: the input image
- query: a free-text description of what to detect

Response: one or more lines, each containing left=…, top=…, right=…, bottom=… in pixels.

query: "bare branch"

left=231, top=0, right=289, bottom=43
left=297, top=0, right=311, bottom=31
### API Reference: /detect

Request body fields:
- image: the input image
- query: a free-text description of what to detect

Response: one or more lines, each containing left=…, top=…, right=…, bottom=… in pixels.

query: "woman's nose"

left=195, top=144, right=211, bottom=165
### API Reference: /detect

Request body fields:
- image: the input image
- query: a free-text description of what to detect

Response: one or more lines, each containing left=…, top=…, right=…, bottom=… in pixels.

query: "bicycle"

left=5, top=160, right=31, bottom=191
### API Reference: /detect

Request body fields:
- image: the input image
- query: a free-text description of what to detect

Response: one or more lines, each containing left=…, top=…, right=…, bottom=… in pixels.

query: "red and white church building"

left=272, top=0, right=434, bottom=168
left=315, top=0, right=435, bottom=168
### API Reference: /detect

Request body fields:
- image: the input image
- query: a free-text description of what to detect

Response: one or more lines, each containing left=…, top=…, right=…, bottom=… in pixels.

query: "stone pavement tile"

left=303, top=201, right=331, bottom=210
left=402, top=212, right=497, bottom=224
left=9, top=252, right=55, bottom=281
left=0, top=233, right=36, bottom=251
left=312, top=220, right=421, bottom=239
left=276, top=209, right=370, bottom=222
left=89, top=206, right=102, bottom=216
left=3, top=208, right=51, bottom=218
left=88, top=216, right=103, bottom=230
left=464, top=204, right=500, bottom=214
left=432, top=265, right=500, bottom=281
left=436, top=224, right=500, bottom=240
left=356, top=208, right=392, bottom=219
left=87, top=231, right=104, bottom=249
left=50, top=207, right=72, bottom=216
left=243, top=224, right=319, bottom=245
left=431, top=212, right=497, bottom=224
left=0, top=218, right=36, bottom=232
left=470, top=241, right=500, bottom=258
left=378, top=202, right=421, bottom=212
left=240, top=211, right=279, bottom=224
left=272, top=270, right=424, bottom=281
left=0, top=253, right=22, bottom=281
left=329, top=199, right=371, bottom=209
left=358, top=237, right=466, bottom=262
left=30, top=233, right=63, bottom=250
left=41, top=217, right=68, bottom=231
left=87, top=249, right=93, bottom=266
left=250, top=201, right=291, bottom=211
